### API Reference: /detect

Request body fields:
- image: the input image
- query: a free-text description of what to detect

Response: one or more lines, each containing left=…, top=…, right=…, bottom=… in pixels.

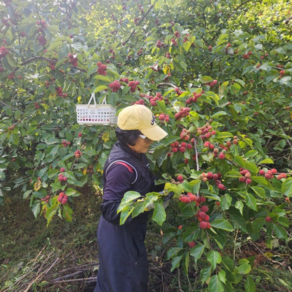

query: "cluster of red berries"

left=58, top=192, right=68, bottom=204
left=145, top=92, right=164, bottom=106
left=259, top=168, right=286, bottom=180
left=62, top=140, right=70, bottom=147
left=177, top=175, right=184, bottom=183
left=186, top=92, right=204, bottom=104
left=196, top=206, right=211, bottom=229
left=265, top=216, right=272, bottom=222
left=35, top=102, right=40, bottom=109
left=197, top=123, right=216, bottom=137
left=134, top=17, right=140, bottom=25
left=174, top=87, right=183, bottom=96
left=120, top=78, right=129, bottom=84
left=174, top=107, right=190, bottom=120
left=171, top=39, right=178, bottom=46
left=199, top=172, right=222, bottom=182
left=0, top=46, right=9, bottom=58
left=238, top=168, right=252, bottom=184
left=49, top=62, right=55, bottom=70
left=36, top=20, right=47, bottom=28
left=170, top=141, right=192, bottom=153
left=38, top=35, right=47, bottom=45
left=243, top=51, right=253, bottom=59
left=180, top=128, right=191, bottom=141
left=158, top=113, right=170, bottom=122
left=129, top=80, right=140, bottom=92
left=75, top=150, right=81, bottom=158
left=279, top=70, right=285, bottom=77
left=58, top=173, right=67, bottom=182
left=41, top=195, right=50, bottom=204
left=56, top=87, right=66, bottom=97
left=68, top=53, right=78, bottom=67
left=109, top=49, right=115, bottom=59
left=97, top=62, right=107, bottom=75
left=8, top=72, right=15, bottom=79
left=205, top=80, right=218, bottom=87
left=179, top=193, right=207, bottom=205
left=133, top=99, right=145, bottom=105
left=156, top=39, right=164, bottom=48
left=109, top=80, right=121, bottom=92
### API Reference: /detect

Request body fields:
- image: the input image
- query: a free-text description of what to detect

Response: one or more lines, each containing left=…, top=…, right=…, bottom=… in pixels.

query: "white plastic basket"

left=76, top=94, right=117, bottom=126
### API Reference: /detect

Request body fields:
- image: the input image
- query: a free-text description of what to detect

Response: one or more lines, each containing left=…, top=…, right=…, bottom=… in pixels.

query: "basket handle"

left=87, top=93, right=96, bottom=106
left=101, top=96, right=107, bottom=105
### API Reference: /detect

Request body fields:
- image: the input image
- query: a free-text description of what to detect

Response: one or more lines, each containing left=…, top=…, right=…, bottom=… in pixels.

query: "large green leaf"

left=207, top=250, right=222, bottom=270
left=244, top=276, right=256, bottom=292
left=152, top=202, right=166, bottom=226
left=190, top=244, right=205, bottom=263
left=246, top=193, right=257, bottom=211
left=208, top=275, right=224, bottom=292
left=211, top=219, right=234, bottom=232
left=282, top=178, right=292, bottom=197
left=273, top=224, right=288, bottom=240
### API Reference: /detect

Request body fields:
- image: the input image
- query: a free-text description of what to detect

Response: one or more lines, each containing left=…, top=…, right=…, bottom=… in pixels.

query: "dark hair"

left=115, top=128, right=141, bottom=146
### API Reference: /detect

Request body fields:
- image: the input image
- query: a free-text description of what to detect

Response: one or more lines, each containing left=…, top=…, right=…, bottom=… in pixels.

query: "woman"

left=94, top=104, right=168, bottom=292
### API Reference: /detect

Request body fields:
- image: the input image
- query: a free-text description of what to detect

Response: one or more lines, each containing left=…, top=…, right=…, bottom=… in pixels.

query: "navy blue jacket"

left=94, top=142, right=164, bottom=292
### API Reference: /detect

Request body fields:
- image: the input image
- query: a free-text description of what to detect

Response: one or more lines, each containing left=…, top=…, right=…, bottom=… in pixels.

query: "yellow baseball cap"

left=117, top=105, right=168, bottom=141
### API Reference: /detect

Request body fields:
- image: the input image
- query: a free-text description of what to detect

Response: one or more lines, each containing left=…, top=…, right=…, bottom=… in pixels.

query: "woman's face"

left=128, top=136, right=153, bottom=153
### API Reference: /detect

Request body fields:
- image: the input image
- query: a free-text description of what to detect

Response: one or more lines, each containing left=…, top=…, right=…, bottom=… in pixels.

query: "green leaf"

left=200, top=266, right=212, bottom=283
left=244, top=276, right=256, bottom=292
left=208, top=275, right=224, bottom=292
left=190, top=243, right=205, bottom=263
left=63, top=204, right=73, bottom=222
left=244, top=150, right=258, bottom=158
left=152, top=201, right=166, bottom=226
left=0, top=171, right=6, bottom=181
left=183, top=41, right=192, bottom=52
left=171, top=255, right=183, bottom=272
left=131, top=201, right=145, bottom=218
left=221, top=193, right=232, bottom=211
left=23, top=190, right=32, bottom=199
left=282, top=178, right=292, bottom=197
left=222, top=257, right=234, bottom=272
left=246, top=193, right=257, bottom=211
left=273, top=224, right=288, bottom=240
left=119, top=205, right=134, bottom=225
left=251, top=176, right=268, bottom=185
left=120, top=191, right=141, bottom=205
left=217, top=132, right=233, bottom=139
left=211, top=111, right=227, bottom=119
left=230, top=83, right=241, bottom=95
left=200, top=76, right=213, bottom=83
left=211, top=219, right=234, bottom=231
left=167, top=247, right=183, bottom=259
left=238, top=262, right=251, bottom=275
left=66, top=188, right=81, bottom=197
left=207, top=250, right=222, bottom=270
left=235, top=201, right=244, bottom=215
left=32, top=203, right=40, bottom=218
left=251, top=186, right=266, bottom=198
left=259, top=158, right=274, bottom=164
left=93, top=85, right=108, bottom=93
left=218, top=270, right=226, bottom=284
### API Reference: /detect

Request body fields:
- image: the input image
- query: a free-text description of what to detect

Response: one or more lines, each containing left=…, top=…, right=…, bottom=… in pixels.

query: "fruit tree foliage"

left=0, top=0, right=292, bottom=291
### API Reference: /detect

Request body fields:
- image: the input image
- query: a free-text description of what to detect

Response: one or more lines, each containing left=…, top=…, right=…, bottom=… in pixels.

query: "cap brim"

left=140, top=125, right=168, bottom=141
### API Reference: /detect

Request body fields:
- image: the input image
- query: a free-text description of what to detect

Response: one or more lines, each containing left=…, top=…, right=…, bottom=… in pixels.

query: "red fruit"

left=78, top=133, right=82, bottom=137
left=189, top=194, right=197, bottom=202
left=177, top=175, right=183, bottom=181
left=218, top=152, right=225, bottom=159
left=61, top=198, right=67, bottom=204
left=199, top=212, right=207, bottom=220
left=188, top=241, right=196, bottom=248
left=239, top=177, right=246, bottom=182
left=159, top=114, right=165, bottom=120
left=200, top=205, right=209, bottom=212
left=200, top=197, right=206, bottom=203
left=208, top=46, right=212, bottom=51
left=218, top=184, right=225, bottom=190
left=179, top=147, right=186, bottom=153
left=259, top=169, right=265, bottom=175
left=187, top=144, right=192, bottom=149
left=207, top=172, right=213, bottom=179
left=57, top=196, right=63, bottom=202
left=216, top=201, right=220, bottom=206
left=204, top=215, right=210, bottom=221
left=172, top=147, right=178, bottom=153
left=178, top=225, right=183, bottom=230
left=199, top=221, right=208, bottom=229
left=60, top=168, right=65, bottom=172
left=245, top=178, right=252, bottom=185
left=271, top=168, right=277, bottom=174
left=212, top=174, right=218, bottom=180
left=204, top=141, right=210, bottom=148
left=59, top=192, right=65, bottom=198
left=285, top=197, right=290, bottom=202
left=209, top=144, right=214, bottom=150
left=265, top=216, right=272, bottom=222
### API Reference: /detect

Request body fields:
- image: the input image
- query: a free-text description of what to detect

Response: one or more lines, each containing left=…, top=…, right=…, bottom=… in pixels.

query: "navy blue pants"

left=94, top=215, right=149, bottom=292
